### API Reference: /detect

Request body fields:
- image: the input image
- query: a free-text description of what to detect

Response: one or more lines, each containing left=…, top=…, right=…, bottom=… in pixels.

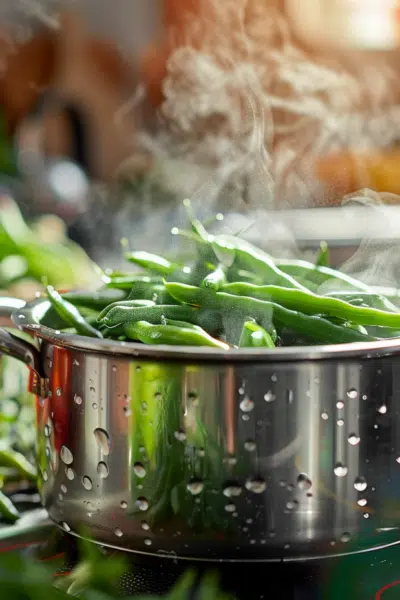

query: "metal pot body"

left=1, top=298, right=400, bottom=562
left=35, top=342, right=400, bottom=562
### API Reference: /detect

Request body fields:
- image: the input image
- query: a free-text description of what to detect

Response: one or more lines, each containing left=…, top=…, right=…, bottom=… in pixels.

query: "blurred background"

left=1, top=0, right=400, bottom=295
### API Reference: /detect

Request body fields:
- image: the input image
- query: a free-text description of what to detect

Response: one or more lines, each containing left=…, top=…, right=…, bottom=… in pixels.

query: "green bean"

left=62, top=288, right=126, bottom=309
left=239, top=321, right=275, bottom=348
left=125, top=251, right=181, bottom=276
left=98, top=303, right=222, bottom=335
left=0, top=447, right=37, bottom=481
left=324, top=290, right=398, bottom=312
left=201, top=264, right=226, bottom=291
left=106, top=274, right=163, bottom=290
left=221, top=282, right=400, bottom=328
left=46, top=286, right=103, bottom=338
left=315, top=241, right=329, bottom=267
left=165, top=282, right=378, bottom=344
left=0, top=489, right=20, bottom=522
left=124, top=321, right=229, bottom=349
left=211, top=235, right=309, bottom=291
left=98, top=299, right=156, bottom=320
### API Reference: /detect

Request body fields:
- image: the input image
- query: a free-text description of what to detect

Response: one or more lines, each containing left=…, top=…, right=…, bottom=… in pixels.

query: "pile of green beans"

left=40, top=202, right=400, bottom=348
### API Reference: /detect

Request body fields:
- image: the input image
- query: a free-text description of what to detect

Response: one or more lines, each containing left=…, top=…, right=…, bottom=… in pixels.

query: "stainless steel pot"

left=1, top=295, right=400, bottom=563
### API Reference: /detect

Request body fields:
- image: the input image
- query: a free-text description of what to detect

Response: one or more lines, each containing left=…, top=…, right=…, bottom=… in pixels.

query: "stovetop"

left=2, top=488, right=400, bottom=600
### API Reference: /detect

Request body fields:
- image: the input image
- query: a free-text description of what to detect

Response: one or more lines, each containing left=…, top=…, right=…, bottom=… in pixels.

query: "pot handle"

left=0, top=297, right=48, bottom=397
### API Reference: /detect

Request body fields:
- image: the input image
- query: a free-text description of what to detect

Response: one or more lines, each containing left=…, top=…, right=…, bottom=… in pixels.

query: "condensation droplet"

left=363, top=512, right=370, bottom=519
left=334, top=463, right=348, bottom=477
left=44, top=424, right=51, bottom=437
left=90, top=386, right=95, bottom=393
left=396, top=457, right=400, bottom=464
left=225, top=503, right=236, bottom=512
left=357, top=498, right=367, bottom=507
left=123, top=406, right=132, bottom=416
left=56, top=387, right=62, bottom=397
left=92, top=403, right=98, bottom=409
left=97, top=462, right=109, bottom=479
left=341, top=532, right=351, bottom=543
left=141, top=520, right=150, bottom=530
left=378, top=405, right=387, bottom=415
left=223, top=484, right=243, bottom=498
left=144, top=538, right=152, bottom=546
left=73, top=359, right=80, bottom=366
left=93, top=428, right=110, bottom=455
left=245, top=478, right=266, bottom=494
left=297, top=473, right=312, bottom=490
left=66, top=468, right=75, bottom=480
left=354, top=476, right=367, bottom=492
left=362, top=394, right=367, bottom=400
left=82, top=476, right=93, bottom=490
left=133, top=463, right=146, bottom=478
left=348, top=433, right=360, bottom=446
left=347, top=389, right=358, bottom=399
left=136, top=497, right=149, bottom=511
left=244, top=440, right=256, bottom=452
left=336, top=401, right=344, bottom=409
left=240, top=396, right=254, bottom=412
left=112, top=365, right=117, bottom=372
left=60, top=445, right=73, bottom=465
left=174, top=430, right=186, bottom=442
left=74, top=394, right=83, bottom=405
left=114, top=528, right=123, bottom=537
left=61, top=484, right=67, bottom=494
left=337, top=419, right=344, bottom=427
left=120, top=501, right=128, bottom=509
left=186, top=479, right=204, bottom=495
left=286, top=500, right=298, bottom=510
left=61, top=521, right=71, bottom=532
left=264, top=391, right=275, bottom=403
left=42, top=470, right=48, bottom=482
left=321, top=412, right=328, bottom=420
left=271, top=374, right=277, bottom=382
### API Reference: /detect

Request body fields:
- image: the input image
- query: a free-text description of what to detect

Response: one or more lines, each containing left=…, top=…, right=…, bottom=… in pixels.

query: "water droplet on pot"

left=114, top=528, right=123, bottom=537
left=97, top=462, right=109, bottom=478
left=348, top=433, right=360, bottom=446
left=186, top=479, right=204, bottom=495
left=347, top=389, right=357, bottom=399
left=92, top=403, right=98, bottom=409
left=44, top=424, right=51, bottom=437
left=264, top=391, right=275, bottom=403
left=61, top=484, right=67, bottom=494
left=136, top=497, right=149, bottom=511
left=123, top=406, right=132, bottom=416
left=271, top=373, right=277, bottom=382
left=357, top=498, right=367, bottom=507
left=112, top=365, right=117, bottom=372
left=396, top=457, right=400, bottom=464
left=66, top=467, right=75, bottom=480
left=141, top=521, right=150, bottom=530
left=362, top=394, right=367, bottom=400
left=286, top=500, right=298, bottom=510
left=61, top=521, right=71, bottom=532
left=174, top=430, right=186, bottom=442
left=90, top=386, right=95, bottom=393
left=334, top=463, right=348, bottom=477
left=336, top=401, right=344, bottom=409
left=297, top=473, right=312, bottom=490
left=60, top=446, right=73, bottom=465
left=341, top=532, right=351, bottom=543
left=56, top=388, right=62, bottom=397
left=144, top=538, right=152, bottom=546
left=154, top=392, right=162, bottom=401
left=240, top=396, right=254, bottom=412
left=74, top=394, right=82, bottom=405
left=363, top=512, right=370, bottom=519
left=244, top=440, right=256, bottom=452
left=354, top=476, right=367, bottom=491
left=245, top=478, right=266, bottom=494
left=337, top=419, right=344, bottom=427
left=223, top=484, right=243, bottom=498
left=73, top=359, right=80, bottom=366
left=133, top=463, right=146, bottom=478
left=378, top=405, right=387, bottom=414
left=82, top=476, right=93, bottom=490
left=93, top=428, right=110, bottom=455
left=120, top=501, right=127, bottom=509
left=225, top=503, right=236, bottom=512
left=321, top=412, right=328, bottom=420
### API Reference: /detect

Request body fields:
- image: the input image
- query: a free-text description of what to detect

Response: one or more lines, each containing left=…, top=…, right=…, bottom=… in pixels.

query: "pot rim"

left=11, top=297, right=400, bottom=363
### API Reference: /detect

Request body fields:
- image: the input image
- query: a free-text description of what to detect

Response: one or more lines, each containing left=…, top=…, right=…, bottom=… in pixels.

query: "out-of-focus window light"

left=286, top=0, right=400, bottom=50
